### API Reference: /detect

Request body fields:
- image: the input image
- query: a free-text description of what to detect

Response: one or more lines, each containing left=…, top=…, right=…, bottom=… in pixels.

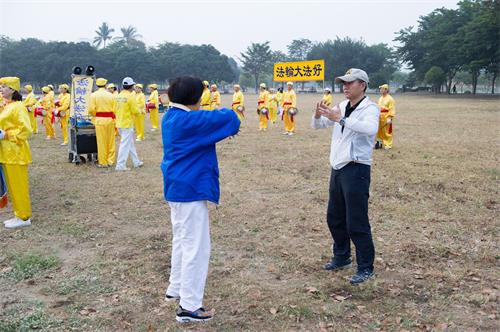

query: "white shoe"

left=282, top=132, right=289, bottom=135
left=115, top=167, right=131, bottom=171
left=165, top=293, right=180, bottom=302
left=5, top=217, right=31, bottom=229
left=3, top=217, right=16, bottom=225
left=288, top=132, right=294, bottom=136
left=151, top=128, right=157, bottom=132
left=134, top=161, right=144, bottom=168
left=60, top=142, right=68, bottom=146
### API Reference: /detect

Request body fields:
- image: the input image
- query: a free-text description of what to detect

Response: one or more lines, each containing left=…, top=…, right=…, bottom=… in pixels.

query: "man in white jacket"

left=312, top=68, right=380, bottom=285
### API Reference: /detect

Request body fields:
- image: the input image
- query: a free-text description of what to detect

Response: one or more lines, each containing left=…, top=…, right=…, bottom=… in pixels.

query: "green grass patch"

left=5, top=253, right=60, bottom=281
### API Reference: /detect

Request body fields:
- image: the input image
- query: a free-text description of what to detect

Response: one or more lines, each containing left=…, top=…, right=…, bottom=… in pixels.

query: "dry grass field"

left=0, top=93, right=499, bottom=331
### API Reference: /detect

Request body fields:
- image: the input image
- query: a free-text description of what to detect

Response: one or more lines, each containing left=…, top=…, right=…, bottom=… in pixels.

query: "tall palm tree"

left=116, top=25, right=143, bottom=46
left=93, top=22, right=114, bottom=48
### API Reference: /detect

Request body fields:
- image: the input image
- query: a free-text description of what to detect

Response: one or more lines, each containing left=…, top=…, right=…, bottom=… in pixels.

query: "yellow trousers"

left=29, top=111, right=38, bottom=134
left=3, top=164, right=31, bottom=220
left=269, top=106, right=278, bottom=123
left=134, top=113, right=145, bottom=140
left=95, top=118, right=116, bottom=166
left=60, top=115, right=69, bottom=144
left=259, top=112, right=268, bottom=130
left=233, top=109, right=244, bottom=123
left=150, top=108, right=159, bottom=129
left=44, top=114, right=55, bottom=138
left=283, top=109, right=295, bottom=132
left=377, top=116, right=393, bottom=148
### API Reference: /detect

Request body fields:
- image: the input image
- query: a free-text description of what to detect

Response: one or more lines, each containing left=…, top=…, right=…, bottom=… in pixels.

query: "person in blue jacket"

left=161, top=76, right=240, bottom=323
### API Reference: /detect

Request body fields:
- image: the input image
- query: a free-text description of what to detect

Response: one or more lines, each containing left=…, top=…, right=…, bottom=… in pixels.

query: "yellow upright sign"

left=273, top=59, right=325, bottom=82
left=70, top=75, right=94, bottom=117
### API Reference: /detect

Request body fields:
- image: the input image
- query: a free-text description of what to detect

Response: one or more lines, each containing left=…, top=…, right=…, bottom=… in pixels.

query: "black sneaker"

left=176, top=306, right=213, bottom=323
left=350, top=269, right=375, bottom=285
left=323, top=258, right=352, bottom=271
left=374, top=141, right=382, bottom=149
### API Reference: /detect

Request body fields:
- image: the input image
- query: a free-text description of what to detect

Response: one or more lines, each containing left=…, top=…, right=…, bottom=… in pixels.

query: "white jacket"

left=311, top=96, right=380, bottom=170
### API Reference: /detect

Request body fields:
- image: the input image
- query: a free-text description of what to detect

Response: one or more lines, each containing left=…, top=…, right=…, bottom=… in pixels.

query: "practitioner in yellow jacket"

left=210, top=84, right=221, bottom=110
left=47, top=84, right=55, bottom=99
left=257, top=83, right=270, bottom=131
left=147, top=84, right=159, bottom=131
left=282, top=81, right=297, bottom=135
left=56, top=84, right=70, bottom=145
left=322, top=88, right=333, bottom=106
left=115, top=77, right=143, bottom=171
left=376, top=84, right=396, bottom=150
left=41, top=86, right=55, bottom=139
left=0, top=77, right=33, bottom=229
left=23, top=85, right=37, bottom=134
left=231, top=84, right=245, bottom=122
left=200, top=81, right=211, bottom=110
left=268, top=88, right=278, bottom=125
left=134, top=84, right=146, bottom=141
left=89, top=78, right=116, bottom=167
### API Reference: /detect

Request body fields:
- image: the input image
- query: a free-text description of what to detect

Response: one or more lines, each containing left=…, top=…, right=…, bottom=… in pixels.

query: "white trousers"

left=167, top=201, right=211, bottom=311
left=116, top=128, right=141, bottom=169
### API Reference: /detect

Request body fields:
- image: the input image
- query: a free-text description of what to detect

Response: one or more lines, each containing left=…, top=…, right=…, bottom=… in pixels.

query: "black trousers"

left=327, top=162, right=375, bottom=271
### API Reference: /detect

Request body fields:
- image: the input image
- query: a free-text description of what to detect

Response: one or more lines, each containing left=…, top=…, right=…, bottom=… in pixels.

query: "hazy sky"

left=1, top=0, right=458, bottom=61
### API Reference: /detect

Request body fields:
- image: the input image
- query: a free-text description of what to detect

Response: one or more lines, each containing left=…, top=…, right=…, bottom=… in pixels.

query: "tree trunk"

left=254, top=74, right=259, bottom=94
left=471, top=71, right=478, bottom=95
left=331, top=80, right=335, bottom=93
left=491, top=71, right=497, bottom=94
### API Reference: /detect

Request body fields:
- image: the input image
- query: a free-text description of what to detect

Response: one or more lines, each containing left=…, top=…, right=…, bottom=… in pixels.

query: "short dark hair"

left=167, top=76, right=204, bottom=105
left=356, top=80, right=367, bottom=92
left=12, top=90, right=23, bottom=101
left=122, top=84, right=133, bottom=90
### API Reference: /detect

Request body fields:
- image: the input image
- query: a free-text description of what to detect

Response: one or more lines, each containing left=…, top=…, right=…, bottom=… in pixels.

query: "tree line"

left=0, top=0, right=498, bottom=94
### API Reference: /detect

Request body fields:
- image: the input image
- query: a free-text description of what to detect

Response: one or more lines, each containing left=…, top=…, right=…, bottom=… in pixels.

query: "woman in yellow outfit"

left=89, top=78, right=117, bottom=167
left=23, top=85, right=38, bottom=134
left=210, top=84, right=221, bottom=110
left=56, top=84, right=70, bottom=146
left=231, top=84, right=245, bottom=123
left=134, top=84, right=146, bottom=141
left=0, top=77, right=33, bottom=229
left=41, top=86, right=55, bottom=139
left=322, top=88, right=333, bottom=106
left=257, top=83, right=270, bottom=131
left=376, top=84, right=396, bottom=150
left=200, top=81, right=212, bottom=110
left=147, top=84, right=159, bottom=131
left=268, top=88, right=278, bottom=125
left=282, top=81, right=297, bottom=135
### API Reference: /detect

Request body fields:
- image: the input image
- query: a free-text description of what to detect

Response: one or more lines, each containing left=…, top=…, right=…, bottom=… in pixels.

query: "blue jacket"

left=161, top=106, right=240, bottom=204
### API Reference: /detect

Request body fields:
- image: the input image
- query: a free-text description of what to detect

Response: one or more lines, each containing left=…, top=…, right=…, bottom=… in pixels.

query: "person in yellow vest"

left=134, top=84, right=146, bottom=141
left=55, top=84, right=70, bottom=146
left=282, top=81, right=297, bottom=135
left=89, top=78, right=117, bottom=168
left=107, top=83, right=118, bottom=96
left=200, top=81, right=212, bottom=110
left=376, top=84, right=396, bottom=150
left=115, top=77, right=143, bottom=171
left=41, top=86, right=55, bottom=139
left=257, top=83, right=270, bottom=131
left=23, top=85, right=37, bottom=134
left=47, top=84, right=55, bottom=99
left=268, top=88, right=279, bottom=125
left=276, top=87, right=284, bottom=119
left=147, top=84, right=159, bottom=131
left=210, top=84, right=221, bottom=110
left=0, top=77, right=33, bottom=229
left=231, top=84, right=245, bottom=122
left=322, top=88, right=333, bottom=106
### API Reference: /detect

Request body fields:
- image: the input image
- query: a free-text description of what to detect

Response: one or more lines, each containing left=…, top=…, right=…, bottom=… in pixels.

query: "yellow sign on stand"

left=273, top=59, right=325, bottom=82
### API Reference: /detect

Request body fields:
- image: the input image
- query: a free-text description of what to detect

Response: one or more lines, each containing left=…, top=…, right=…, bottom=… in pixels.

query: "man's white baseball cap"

left=122, top=77, right=136, bottom=86
left=335, top=68, right=369, bottom=84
